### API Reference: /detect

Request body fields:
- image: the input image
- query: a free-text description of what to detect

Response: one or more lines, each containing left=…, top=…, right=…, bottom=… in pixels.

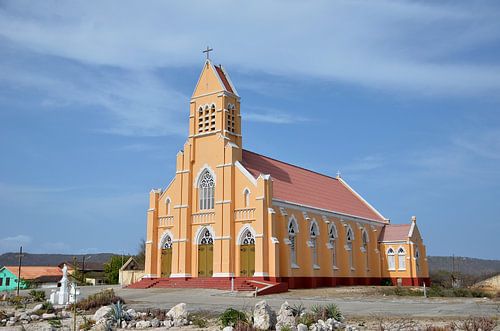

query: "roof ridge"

left=243, top=149, right=339, bottom=182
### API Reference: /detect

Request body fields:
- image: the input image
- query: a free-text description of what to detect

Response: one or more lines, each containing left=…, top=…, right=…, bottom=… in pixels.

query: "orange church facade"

left=142, top=59, right=429, bottom=293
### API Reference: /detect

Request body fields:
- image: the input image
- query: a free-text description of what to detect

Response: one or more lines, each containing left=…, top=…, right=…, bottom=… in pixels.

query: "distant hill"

left=428, top=256, right=500, bottom=276
left=0, top=252, right=116, bottom=268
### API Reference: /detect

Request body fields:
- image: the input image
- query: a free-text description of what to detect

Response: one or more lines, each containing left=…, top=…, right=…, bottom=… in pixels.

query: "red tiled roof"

left=214, top=65, right=234, bottom=93
left=378, top=224, right=411, bottom=241
left=3, top=266, right=62, bottom=280
left=241, top=150, right=386, bottom=222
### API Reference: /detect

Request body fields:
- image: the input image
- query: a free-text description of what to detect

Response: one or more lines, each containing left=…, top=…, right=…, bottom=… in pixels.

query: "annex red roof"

left=3, top=266, right=62, bottom=280
left=378, top=224, right=411, bottom=242
left=214, top=65, right=234, bottom=94
left=241, top=150, right=386, bottom=222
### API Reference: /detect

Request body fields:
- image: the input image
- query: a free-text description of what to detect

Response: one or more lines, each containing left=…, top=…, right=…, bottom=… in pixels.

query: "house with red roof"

left=138, top=58, right=429, bottom=293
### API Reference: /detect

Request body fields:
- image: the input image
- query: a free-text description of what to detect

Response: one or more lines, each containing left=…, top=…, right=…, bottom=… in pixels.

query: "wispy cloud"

left=244, top=107, right=310, bottom=124
left=0, top=235, right=32, bottom=252
left=452, top=130, right=500, bottom=160
left=1, top=0, right=499, bottom=96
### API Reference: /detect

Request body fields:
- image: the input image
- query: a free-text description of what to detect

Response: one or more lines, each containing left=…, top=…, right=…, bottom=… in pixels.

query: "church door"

left=239, top=230, right=256, bottom=277
left=198, top=229, right=214, bottom=278
left=161, top=235, right=173, bottom=278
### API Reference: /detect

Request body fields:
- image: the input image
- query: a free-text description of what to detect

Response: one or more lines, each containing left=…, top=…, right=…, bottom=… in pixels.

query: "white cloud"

left=0, top=235, right=32, bottom=252
left=452, top=130, right=500, bottom=160
left=0, top=0, right=499, bottom=96
left=244, top=107, right=310, bottom=124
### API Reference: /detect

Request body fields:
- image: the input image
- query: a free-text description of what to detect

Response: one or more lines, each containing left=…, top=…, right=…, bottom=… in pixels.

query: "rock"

left=253, top=300, right=276, bottom=330
left=121, top=320, right=127, bottom=328
left=31, top=314, right=40, bottom=321
left=223, top=326, right=234, bottom=331
left=60, top=310, right=71, bottom=318
left=163, top=319, right=173, bottom=328
left=42, top=313, right=57, bottom=320
left=9, top=316, right=17, bottom=322
left=166, top=303, right=188, bottom=321
left=276, top=301, right=296, bottom=331
left=297, top=323, right=308, bottom=331
left=345, top=325, right=359, bottom=331
left=136, top=320, right=152, bottom=329
left=126, top=308, right=137, bottom=319
left=6, top=320, right=16, bottom=327
left=151, top=318, right=160, bottom=327
left=93, top=306, right=112, bottom=322
left=31, top=303, right=44, bottom=313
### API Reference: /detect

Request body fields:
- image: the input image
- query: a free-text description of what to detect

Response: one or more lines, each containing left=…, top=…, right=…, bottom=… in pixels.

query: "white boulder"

left=92, top=306, right=112, bottom=322
left=253, top=300, right=276, bottom=330
left=276, top=301, right=296, bottom=331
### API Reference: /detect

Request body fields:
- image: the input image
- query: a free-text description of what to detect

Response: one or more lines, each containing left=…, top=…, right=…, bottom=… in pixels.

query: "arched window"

left=398, top=247, right=406, bottom=270
left=288, top=218, right=298, bottom=267
left=362, top=230, right=369, bottom=271
left=243, top=189, right=250, bottom=208
left=198, top=169, right=215, bottom=210
left=310, top=221, right=319, bottom=267
left=200, top=228, right=214, bottom=245
left=165, top=198, right=171, bottom=215
left=415, top=247, right=420, bottom=272
left=241, top=229, right=255, bottom=245
left=387, top=248, right=396, bottom=270
left=328, top=223, right=337, bottom=268
left=346, top=226, right=354, bottom=270
left=162, top=234, right=173, bottom=249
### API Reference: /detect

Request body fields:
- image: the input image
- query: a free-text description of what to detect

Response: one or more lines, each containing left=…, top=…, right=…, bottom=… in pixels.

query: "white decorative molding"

left=147, top=208, right=155, bottom=212
left=322, top=215, right=329, bottom=223
left=273, top=199, right=388, bottom=225
left=193, top=225, right=215, bottom=244
left=174, top=205, right=188, bottom=209
left=279, top=207, right=288, bottom=216
left=170, top=273, right=192, bottom=278
left=306, top=240, right=314, bottom=248
left=142, top=274, right=157, bottom=279
left=215, top=200, right=231, bottom=204
left=158, top=230, right=175, bottom=249
left=253, top=272, right=269, bottom=277
left=176, top=170, right=190, bottom=174
left=326, top=243, right=334, bottom=249
left=254, top=234, right=264, bottom=238
left=234, top=161, right=257, bottom=187
left=258, top=174, right=271, bottom=181
left=236, top=224, right=256, bottom=245
left=270, top=237, right=279, bottom=244
left=212, top=272, right=235, bottom=277
left=255, top=196, right=265, bottom=200
left=145, top=240, right=153, bottom=244
left=193, top=164, right=217, bottom=188
left=291, top=263, right=300, bottom=269
left=302, top=211, right=310, bottom=221
left=283, top=238, right=291, bottom=245
left=215, top=236, right=231, bottom=240
left=172, top=238, right=188, bottom=243
left=313, top=264, right=320, bottom=270
left=268, top=208, right=275, bottom=214
left=216, top=163, right=233, bottom=168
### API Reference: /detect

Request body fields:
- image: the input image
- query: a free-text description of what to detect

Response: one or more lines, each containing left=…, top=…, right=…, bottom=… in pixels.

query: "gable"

left=241, top=149, right=387, bottom=222
left=192, top=60, right=238, bottom=98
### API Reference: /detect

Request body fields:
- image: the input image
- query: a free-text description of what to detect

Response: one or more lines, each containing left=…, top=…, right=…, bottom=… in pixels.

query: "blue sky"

left=0, top=1, right=499, bottom=259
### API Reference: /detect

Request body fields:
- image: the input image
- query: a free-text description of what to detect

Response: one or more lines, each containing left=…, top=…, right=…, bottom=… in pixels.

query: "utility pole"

left=16, top=246, right=24, bottom=296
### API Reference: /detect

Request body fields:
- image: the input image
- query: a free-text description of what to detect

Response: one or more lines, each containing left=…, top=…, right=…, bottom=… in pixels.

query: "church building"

left=141, top=58, right=430, bottom=293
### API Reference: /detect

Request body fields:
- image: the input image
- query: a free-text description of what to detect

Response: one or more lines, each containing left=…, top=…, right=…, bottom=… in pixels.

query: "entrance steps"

left=128, top=277, right=288, bottom=295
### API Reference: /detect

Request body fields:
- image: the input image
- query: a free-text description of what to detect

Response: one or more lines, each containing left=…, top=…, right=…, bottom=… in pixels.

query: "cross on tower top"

left=202, top=46, right=213, bottom=60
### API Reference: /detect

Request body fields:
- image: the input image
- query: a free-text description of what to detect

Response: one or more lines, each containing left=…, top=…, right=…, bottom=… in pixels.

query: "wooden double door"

left=240, top=244, right=255, bottom=277
left=198, top=244, right=214, bottom=277
left=161, top=248, right=172, bottom=277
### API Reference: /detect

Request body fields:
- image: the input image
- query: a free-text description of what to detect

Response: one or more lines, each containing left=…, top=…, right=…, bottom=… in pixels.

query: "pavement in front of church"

left=70, top=285, right=498, bottom=318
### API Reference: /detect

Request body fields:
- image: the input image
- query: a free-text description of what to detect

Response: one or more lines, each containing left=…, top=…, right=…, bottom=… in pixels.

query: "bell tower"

left=189, top=59, right=241, bottom=148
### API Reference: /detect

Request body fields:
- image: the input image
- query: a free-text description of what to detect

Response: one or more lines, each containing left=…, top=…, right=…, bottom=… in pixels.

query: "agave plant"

left=108, top=300, right=127, bottom=326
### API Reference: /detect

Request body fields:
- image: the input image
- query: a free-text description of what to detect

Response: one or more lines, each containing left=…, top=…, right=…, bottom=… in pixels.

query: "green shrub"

left=75, top=289, right=124, bottom=311
left=108, top=301, right=126, bottom=326
left=380, top=278, right=393, bottom=286
left=291, top=303, right=306, bottom=317
left=189, top=311, right=216, bottom=328
left=311, top=304, right=343, bottom=321
left=29, top=290, right=46, bottom=302
left=296, top=312, right=316, bottom=327
left=218, top=308, right=247, bottom=327
left=39, top=301, right=55, bottom=314
left=79, top=316, right=95, bottom=330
